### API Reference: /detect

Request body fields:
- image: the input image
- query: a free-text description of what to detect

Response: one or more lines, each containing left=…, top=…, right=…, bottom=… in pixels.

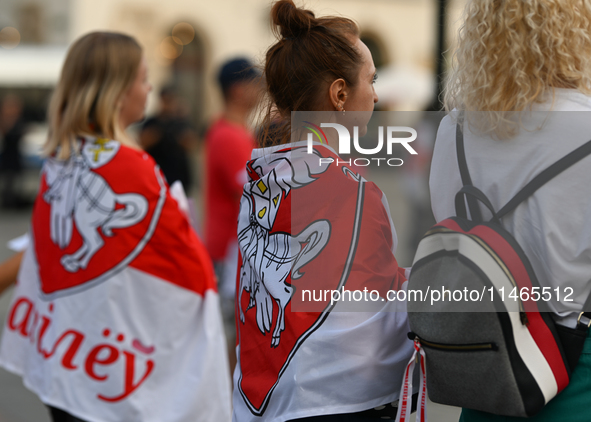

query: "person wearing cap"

left=204, top=57, right=261, bottom=368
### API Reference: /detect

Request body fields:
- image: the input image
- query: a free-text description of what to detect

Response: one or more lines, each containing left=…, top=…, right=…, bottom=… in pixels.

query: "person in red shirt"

left=204, top=58, right=260, bottom=362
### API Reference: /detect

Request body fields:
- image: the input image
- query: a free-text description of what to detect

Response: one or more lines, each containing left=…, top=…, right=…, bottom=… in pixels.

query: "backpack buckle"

left=577, top=312, right=591, bottom=328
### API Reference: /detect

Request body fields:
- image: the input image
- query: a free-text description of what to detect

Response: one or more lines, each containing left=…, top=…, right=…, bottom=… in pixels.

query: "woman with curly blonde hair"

left=430, top=0, right=591, bottom=421
left=445, top=0, right=591, bottom=137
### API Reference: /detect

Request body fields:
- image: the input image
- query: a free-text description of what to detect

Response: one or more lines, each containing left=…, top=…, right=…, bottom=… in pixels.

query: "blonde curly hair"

left=444, top=0, right=591, bottom=137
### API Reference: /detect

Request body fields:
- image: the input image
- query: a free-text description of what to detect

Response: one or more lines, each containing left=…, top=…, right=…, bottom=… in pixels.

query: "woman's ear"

left=328, top=78, right=348, bottom=111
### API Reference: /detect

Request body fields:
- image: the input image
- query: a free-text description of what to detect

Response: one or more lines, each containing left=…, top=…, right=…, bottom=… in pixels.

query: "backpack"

left=397, top=123, right=591, bottom=421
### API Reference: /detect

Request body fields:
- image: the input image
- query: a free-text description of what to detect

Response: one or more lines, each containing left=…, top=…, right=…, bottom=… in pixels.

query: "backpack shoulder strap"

left=497, top=139, right=591, bottom=219
left=456, top=123, right=483, bottom=222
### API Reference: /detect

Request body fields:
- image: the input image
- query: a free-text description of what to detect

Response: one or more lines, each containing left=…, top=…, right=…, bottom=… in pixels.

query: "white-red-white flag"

left=233, top=143, right=414, bottom=422
left=0, top=138, right=231, bottom=422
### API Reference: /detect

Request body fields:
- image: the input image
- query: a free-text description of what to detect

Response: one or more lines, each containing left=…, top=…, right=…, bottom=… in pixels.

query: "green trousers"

left=460, top=331, right=591, bottom=422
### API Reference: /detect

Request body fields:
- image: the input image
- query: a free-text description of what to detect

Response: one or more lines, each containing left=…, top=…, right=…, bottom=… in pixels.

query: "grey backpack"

left=405, top=124, right=591, bottom=418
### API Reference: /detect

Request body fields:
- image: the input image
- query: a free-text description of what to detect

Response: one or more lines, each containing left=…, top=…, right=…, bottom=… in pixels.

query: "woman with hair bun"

left=0, top=32, right=231, bottom=422
left=431, top=1, right=591, bottom=421
left=234, top=1, right=415, bottom=421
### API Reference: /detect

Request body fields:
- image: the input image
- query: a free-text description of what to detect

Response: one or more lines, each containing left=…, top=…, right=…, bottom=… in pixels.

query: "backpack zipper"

left=414, top=335, right=498, bottom=352
left=424, top=227, right=530, bottom=326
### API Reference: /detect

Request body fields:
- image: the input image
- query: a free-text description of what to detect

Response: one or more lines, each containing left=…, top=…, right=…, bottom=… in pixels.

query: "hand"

left=0, top=251, right=24, bottom=296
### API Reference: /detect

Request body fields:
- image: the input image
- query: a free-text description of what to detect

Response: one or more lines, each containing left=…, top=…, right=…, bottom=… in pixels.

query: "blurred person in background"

left=204, top=57, right=260, bottom=365
left=0, top=94, right=27, bottom=209
left=139, top=85, right=197, bottom=194
left=0, top=31, right=231, bottom=422
left=233, top=1, right=415, bottom=421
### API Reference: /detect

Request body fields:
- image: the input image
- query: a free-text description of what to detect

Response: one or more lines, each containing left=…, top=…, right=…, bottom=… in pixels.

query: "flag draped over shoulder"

left=233, top=142, right=414, bottom=422
left=0, top=138, right=232, bottom=422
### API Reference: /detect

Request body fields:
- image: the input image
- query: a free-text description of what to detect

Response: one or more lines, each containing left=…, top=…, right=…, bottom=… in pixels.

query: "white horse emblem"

left=238, top=148, right=331, bottom=347
left=43, top=139, right=148, bottom=273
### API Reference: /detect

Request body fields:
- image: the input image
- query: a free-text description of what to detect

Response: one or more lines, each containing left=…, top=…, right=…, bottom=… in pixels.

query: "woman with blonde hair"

left=0, top=32, right=231, bottom=422
left=430, top=0, right=591, bottom=420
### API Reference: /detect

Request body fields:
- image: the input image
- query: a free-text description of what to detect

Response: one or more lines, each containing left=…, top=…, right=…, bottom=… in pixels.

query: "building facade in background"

left=0, top=0, right=467, bottom=133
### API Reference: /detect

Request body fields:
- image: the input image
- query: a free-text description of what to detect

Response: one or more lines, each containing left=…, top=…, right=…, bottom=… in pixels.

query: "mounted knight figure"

left=237, top=147, right=331, bottom=347
left=43, top=140, right=148, bottom=274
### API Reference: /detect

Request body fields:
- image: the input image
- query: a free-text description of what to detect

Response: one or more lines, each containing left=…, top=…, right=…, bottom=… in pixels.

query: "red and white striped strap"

left=396, top=338, right=427, bottom=422
left=416, top=339, right=427, bottom=422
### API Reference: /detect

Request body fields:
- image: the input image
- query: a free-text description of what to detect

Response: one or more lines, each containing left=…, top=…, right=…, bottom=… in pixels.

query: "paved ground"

left=0, top=164, right=460, bottom=422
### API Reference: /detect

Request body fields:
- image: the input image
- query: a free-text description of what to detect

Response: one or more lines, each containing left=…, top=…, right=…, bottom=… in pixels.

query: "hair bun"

left=271, top=0, right=317, bottom=39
